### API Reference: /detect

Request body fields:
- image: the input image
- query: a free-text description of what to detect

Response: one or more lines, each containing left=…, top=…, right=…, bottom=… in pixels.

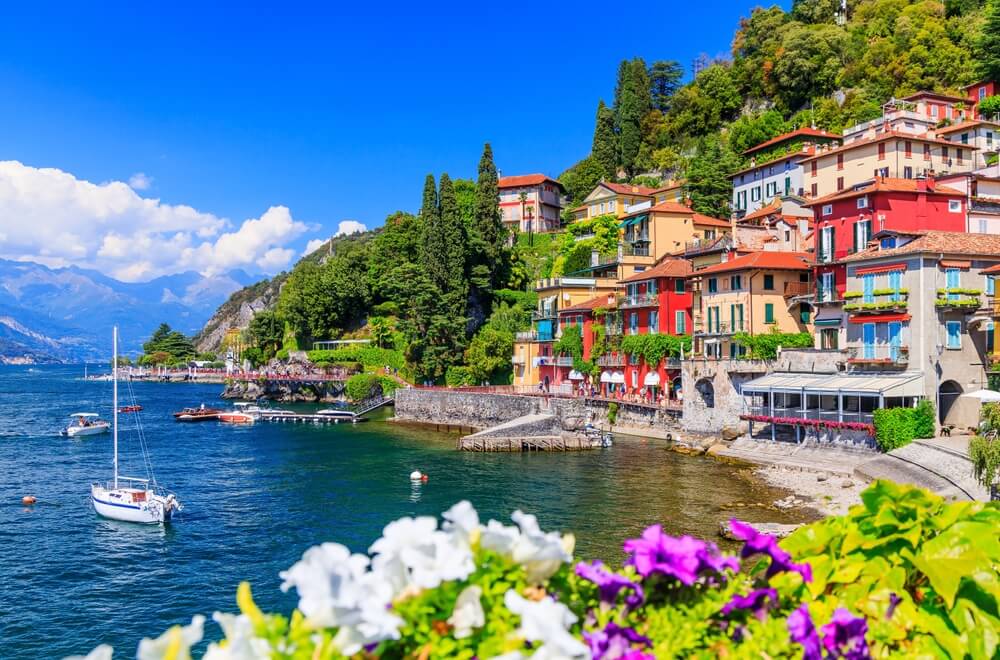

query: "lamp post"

left=934, top=342, right=944, bottom=428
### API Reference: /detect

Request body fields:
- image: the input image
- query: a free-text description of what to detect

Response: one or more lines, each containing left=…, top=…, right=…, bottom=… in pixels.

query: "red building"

left=965, top=80, right=998, bottom=119
left=548, top=293, right=619, bottom=391
left=617, top=258, right=693, bottom=401
left=806, top=177, right=967, bottom=303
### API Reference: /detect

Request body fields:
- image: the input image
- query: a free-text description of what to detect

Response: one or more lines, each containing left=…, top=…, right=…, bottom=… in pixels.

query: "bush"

left=275, top=348, right=290, bottom=361
left=492, top=288, right=538, bottom=310
left=979, top=95, right=1000, bottom=118
left=307, top=346, right=404, bottom=371
left=344, top=373, right=390, bottom=401
left=82, top=481, right=1000, bottom=660
left=445, top=366, right=476, bottom=387
left=732, top=331, right=813, bottom=360
left=913, top=399, right=936, bottom=439
left=873, top=407, right=916, bottom=451
left=607, top=402, right=618, bottom=425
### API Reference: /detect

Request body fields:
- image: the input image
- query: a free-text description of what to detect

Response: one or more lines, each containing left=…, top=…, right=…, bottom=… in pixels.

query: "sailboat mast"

left=113, top=326, right=118, bottom=490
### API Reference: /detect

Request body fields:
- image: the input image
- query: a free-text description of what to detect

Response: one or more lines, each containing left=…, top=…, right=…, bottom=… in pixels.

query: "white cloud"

left=0, top=160, right=311, bottom=281
left=335, top=220, right=367, bottom=237
left=128, top=172, right=153, bottom=190
left=302, top=238, right=327, bottom=256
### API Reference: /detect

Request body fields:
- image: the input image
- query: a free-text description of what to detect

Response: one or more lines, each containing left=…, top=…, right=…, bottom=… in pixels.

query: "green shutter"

left=765, top=303, right=774, bottom=324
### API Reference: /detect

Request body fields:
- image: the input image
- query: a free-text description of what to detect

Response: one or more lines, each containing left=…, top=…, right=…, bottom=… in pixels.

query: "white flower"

left=503, top=591, right=589, bottom=660
left=442, top=500, right=480, bottom=543
left=482, top=511, right=573, bottom=584
left=202, top=613, right=271, bottom=660
left=448, top=585, right=485, bottom=639
left=63, top=644, right=113, bottom=660
left=369, top=515, right=475, bottom=592
left=279, top=542, right=403, bottom=655
left=136, top=615, right=205, bottom=660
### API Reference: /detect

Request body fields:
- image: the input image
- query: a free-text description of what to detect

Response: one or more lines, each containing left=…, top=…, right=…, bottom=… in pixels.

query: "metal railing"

left=553, top=355, right=574, bottom=367
left=744, top=405, right=874, bottom=425
left=694, top=321, right=739, bottom=335
left=846, top=344, right=909, bottom=364
left=604, top=323, right=624, bottom=336
left=619, top=292, right=659, bottom=308
left=684, top=235, right=732, bottom=256
left=623, top=244, right=650, bottom=257
left=596, top=354, right=626, bottom=367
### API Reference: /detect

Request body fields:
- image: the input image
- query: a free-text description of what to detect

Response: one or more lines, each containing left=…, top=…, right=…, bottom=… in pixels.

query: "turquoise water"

left=0, top=365, right=803, bottom=658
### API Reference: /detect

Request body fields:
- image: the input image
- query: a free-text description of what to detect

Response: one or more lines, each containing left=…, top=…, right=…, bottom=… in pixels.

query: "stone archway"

left=939, top=380, right=963, bottom=424
left=695, top=378, right=715, bottom=409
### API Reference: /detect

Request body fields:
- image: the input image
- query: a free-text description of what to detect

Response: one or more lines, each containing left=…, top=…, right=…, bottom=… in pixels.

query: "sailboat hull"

left=91, top=484, right=175, bottom=524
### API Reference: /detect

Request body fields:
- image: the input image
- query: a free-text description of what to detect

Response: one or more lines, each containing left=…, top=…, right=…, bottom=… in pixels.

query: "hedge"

left=344, top=373, right=398, bottom=401
left=873, top=401, right=935, bottom=452
left=307, top=346, right=404, bottom=371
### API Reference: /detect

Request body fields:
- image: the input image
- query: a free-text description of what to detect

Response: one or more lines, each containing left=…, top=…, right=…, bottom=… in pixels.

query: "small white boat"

left=65, top=413, right=110, bottom=438
left=316, top=408, right=356, bottom=420
left=90, top=326, right=181, bottom=524
left=218, top=402, right=256, bottom=424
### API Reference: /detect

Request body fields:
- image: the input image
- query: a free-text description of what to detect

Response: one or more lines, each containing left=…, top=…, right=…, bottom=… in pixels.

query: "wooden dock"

left=257, top=411, right=368, bottom=424
left=458, top=434, right=600, bottom=452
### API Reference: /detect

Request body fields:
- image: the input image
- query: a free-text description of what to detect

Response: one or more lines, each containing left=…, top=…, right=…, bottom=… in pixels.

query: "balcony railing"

left=511, top=354, right=525, bottom=365
left=846, top=344, right=909, bottom=365
left=619, top=292, right=659, bottom=308
left=684, top=235, right=732, bottom=257
left=784, top=281, right=812, bottom=297
left=531, top=310, right=557, bottom=321
left=972, top=198, right=1000, bottom=215
left=604, top=323, right=624, bottom=336
left=623, top=244, right=650, bottom=257
left=554, top=355, right=574, bottom=367
left=694, top=321, right=740, bottom=335
left=596, top=354, right=626, bottom=367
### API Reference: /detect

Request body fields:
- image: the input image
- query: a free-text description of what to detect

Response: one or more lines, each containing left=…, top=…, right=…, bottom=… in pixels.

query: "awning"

left=600, top=371, right=612, bottom=383
left=813, top=308, right=844, bottom=325
left=568, top=370, right=584, bottom=380
left=961, top=389, right=1000, bottom=402
left=856, top=262, right=906, bottom=275
left=814, top=318, right=843, bottom=326
left=618, top=213, right=647, bottom=228
left=610, top=371, right=626, bottom=384
left=643, top=372, right=661, bottom=386
left=848, top=313, right=910, bottom=324
left=940, top=260, right=971, bottom=269
left=741, top=371, right=925, bottom=398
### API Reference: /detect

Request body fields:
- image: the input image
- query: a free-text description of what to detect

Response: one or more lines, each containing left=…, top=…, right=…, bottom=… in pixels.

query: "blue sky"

left=0, top=1, right=786, bottom=279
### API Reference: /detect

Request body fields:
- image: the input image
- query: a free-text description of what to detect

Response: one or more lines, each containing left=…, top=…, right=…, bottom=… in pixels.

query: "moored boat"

left=218, top=402, right=256, bottom=424
left=64, top=413, right=110, bottom=438
left=173, top=404, right=222, bottom=421
left=119, top=404, right=143, bottom=413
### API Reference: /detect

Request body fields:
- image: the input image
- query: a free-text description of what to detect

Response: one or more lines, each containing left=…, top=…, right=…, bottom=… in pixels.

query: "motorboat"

left=218, top=402, right=257, bottom=424
left=64, top=413, right=110, bottom=438
left=119, top=404, right=143, bottom=413
left=173, top=404, right=222, bottom=421
left=90, top=326, right=182, bottom=524
left=316, top=407, right=356, bottom=420
left=583, top=423, right=614, bottom=448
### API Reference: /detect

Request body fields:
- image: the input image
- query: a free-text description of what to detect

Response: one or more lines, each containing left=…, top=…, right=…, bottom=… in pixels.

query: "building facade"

left=571, top=182, right=657, bottom=221
left=498, top=174, right=565, bottom=233
left=937, top=171, right=1000, bottom=234
left=935, top=119, right=1000, bottom=170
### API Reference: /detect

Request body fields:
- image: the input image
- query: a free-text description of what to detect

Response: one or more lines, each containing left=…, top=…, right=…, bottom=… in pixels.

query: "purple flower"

left=729, top=520, right=812, bottom=582
left=886, top=593, right=902, bottom=620
left=721, top=588, right=779, bottom=622
left=821, top=608, right=871, bottom=660
left=623, top=525, right=739, bottom=585
left=788, top=604, right=822, bottom=660
left=583, top=622, right=653, bottom=660
left=575, top=560, right=644, bottom=608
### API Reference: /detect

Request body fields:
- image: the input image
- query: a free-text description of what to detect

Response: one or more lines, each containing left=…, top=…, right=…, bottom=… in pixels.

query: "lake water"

left=0, top=365, right=806, bottom=658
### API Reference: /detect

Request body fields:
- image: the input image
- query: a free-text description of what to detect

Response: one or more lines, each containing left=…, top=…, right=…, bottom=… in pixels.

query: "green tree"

left=464, top=327, right=514, bottom=383
left=247, top=310, right=285, bottom=358
left=684, top=134, right=739, bottom=218
left=367, top=211, right=424, bottom=301
left=437, top=173, right=467, bottom=297
left=615, top=58, right=652, bottom=175
left=472, top=143, right=507, bottom=289
left=979, top=96, right=1000, bottom=118
left=649, top=60, right=684, bottom=112
left=558, top=156, right=605, bottom=208
left=727, top=110, right=790, bottom=156
left=790, top=0, right=841, bottom=23
left=368, top=316, right=393, bottom=348
left=591, top=100, right=617, bottom=180
left=142, top=323, right=195, bottom=361
left=979, top=0, right=1000, bottom=81
left=665, top=64, right=741, bottom=139
left=771, top=23, right=847, bottom=111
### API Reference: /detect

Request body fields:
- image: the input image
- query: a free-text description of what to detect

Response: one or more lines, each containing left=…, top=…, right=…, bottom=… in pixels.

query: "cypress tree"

left=591, top=100, right=617, bottom=180
left=437, top=173, right=467, bottom=296
left=420, top=173, right=438, bottom=224
left=978, top=0, right=1000, bottom=82
left=420, top=174, right=448, bottom=292
left=616, top=58, right=652, bottom=176
left=473, top=143, right=505, bottom=286
left=649, top=60, right=684, bottom=113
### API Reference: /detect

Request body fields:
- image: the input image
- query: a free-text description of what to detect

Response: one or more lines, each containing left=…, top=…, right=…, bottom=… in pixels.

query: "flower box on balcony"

left=843, top=301, right=908, bottom=313
left=934, top=297, right=980, bottom=311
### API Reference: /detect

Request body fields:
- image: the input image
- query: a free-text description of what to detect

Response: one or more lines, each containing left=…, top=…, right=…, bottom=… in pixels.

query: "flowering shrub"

left=739, top=414, right=874, bottom=436
left=68, top=481, right=1000, bottom=659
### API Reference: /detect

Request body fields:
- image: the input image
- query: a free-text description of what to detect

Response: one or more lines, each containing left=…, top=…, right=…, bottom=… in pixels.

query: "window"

left=946, top=268, right=960, bottom=301
left=764, top=303, right=775, bottom=324
left=862, top=273, right=875, bottom=303
left=878, top=143, right=886, bottom=160
left=957, top=149, right=964, bottom=165
left=905, top=141, right=912, bottom=157
left=863, top=323, right=875, bottom=359
left=837, top=177, right=844, bottom=191
left=766, top=181, right=776, bottom=197
left=988, top=131, right=994, bottom=147
left=647, top=280, right=657, bottom=295
left=946, top=321, right=961, bottom=349
left=903, top=166, right=913, bottom=179
left=730, top=304, right=744, bottom=331
left=819, top=271, right=834, bottom=302
left=981, top=86, right=988, bottom=100
left=811, top=161, right=817, bottom=177
left=986, top=274, right=995, bottom=297
left=609, top=200, right=616, bottom=212
left=822, top=204, right=833, bottom=216
left=785, top=230, right=791, bottom=242
left=949, top=199, right=962, bottom=213
left=820, top=226, right=834, bottom=263
left=730, top=275, right=742, bottom=291
left=784, top=176, right=791, bottom=195
left=961, top=133, right=969, bottom=145
left=811, top=183, right=818, bottom=197
left=708, top=277, right=718, bottom=293
left=854, top=219, right=871, bottom=253
left=942, top=146, right=949, bottom=160
left=675, top=311, right=686, bottom=334
left=931, top=104, right=938, bottom=118
left=751, top=186, right=761, bottom=202
left=705, top=229, right=716, bottom=240
left=888, top=270, right=902, bottom=300
left=800, top=303, right=810, bottom=325
left=763, top=274, right=774, bottom=290
left=857, top=196, right=868, bottom=209
left=674, top=279, right=685, bottom=294
left=599, top=202, right=605, bottom=214
left=821, top=328, right=839, bottom=350
left=576, top=315, right=584, bottom=327
left=923, top=144, right=931, bottom=161
left=649, top=310, right=658, bottom=333
left=981, top=219, right=989, bottom=233
left=837, top=153, right=844, bottom=170
left=629, top=312, right=638, bottom=335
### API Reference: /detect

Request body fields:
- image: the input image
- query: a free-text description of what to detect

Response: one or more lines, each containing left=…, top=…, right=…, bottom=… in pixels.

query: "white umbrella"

left=960, top=389, right=1000, bottom=402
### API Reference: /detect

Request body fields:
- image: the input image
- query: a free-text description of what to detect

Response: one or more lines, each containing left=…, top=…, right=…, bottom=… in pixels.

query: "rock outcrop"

left=193, top=277, right=283, bottom=354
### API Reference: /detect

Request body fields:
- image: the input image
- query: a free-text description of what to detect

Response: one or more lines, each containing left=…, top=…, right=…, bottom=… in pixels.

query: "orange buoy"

left=421, top=474, right=429, bottom=483
left=22, top=495, right=36, bottom=505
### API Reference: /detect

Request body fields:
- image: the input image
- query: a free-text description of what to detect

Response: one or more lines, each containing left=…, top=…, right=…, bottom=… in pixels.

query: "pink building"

left=499, top=174, right=565, bottom=233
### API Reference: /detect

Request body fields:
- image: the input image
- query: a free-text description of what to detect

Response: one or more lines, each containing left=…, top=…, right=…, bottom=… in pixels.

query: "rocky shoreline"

left=221, top=379, right=346, bottom=402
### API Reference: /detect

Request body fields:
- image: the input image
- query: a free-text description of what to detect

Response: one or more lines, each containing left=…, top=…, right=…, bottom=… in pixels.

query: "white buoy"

left=410, top=470, right=423, bottom=482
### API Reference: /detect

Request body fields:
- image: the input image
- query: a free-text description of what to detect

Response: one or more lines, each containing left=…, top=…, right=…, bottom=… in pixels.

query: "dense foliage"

left=139, top=323, right=196, bottom=365
left=343, top=373, right=398, bottom=402
left=306, top=346, right=404, bottom=371
left=77, top=481, right=1000, bottom=659
left=970, top=402, right=1000, bottom=489
left=732, top=330, right=814, bottom=360
left=873, top=400, right=936, bottom=452
left=619, top=334, right=692, bottom=366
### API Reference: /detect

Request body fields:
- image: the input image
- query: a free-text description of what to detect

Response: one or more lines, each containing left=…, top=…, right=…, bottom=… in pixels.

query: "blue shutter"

left=863, top=323, right=875, bottom=359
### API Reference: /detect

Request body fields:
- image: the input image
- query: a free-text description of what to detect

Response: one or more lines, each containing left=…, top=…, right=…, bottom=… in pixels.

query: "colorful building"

left=935, top=119, right=1000, bottom=169
left=547, top=293, right=620, bottom=390
left=965, top=80, right=999, bottom=119
left=936, top=171, right=1000, bottom=234
left=571, top=182, right=657, bottom=221
left=899, top=91, right=970, bottom=123
left=690, top=251, right=813, bottom=359
left=731, top=128, right=841, bottom=216
left=498, top=174, right=565, bottom=233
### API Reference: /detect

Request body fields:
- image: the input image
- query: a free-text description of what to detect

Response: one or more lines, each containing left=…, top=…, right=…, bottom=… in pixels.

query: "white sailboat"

left=90, top=326, right=182, bottom=524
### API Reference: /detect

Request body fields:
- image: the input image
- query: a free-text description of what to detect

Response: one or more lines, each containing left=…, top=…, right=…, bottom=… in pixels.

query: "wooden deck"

left=458, top=434, right=600, bottom=452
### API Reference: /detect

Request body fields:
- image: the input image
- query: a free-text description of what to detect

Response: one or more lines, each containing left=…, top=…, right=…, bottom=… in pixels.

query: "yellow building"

left=571, top=182, right=658, bottom=221
left=511, top=276, right=619, bottom=387
left=690, top=251, right=813, bottom=359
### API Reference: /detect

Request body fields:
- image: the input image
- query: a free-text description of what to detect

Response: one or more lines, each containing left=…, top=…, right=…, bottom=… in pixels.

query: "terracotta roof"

left=692, top=213, right=732, bottom=228
left=901, top=90, right=969, bottom=104
left=983, top=263, right=1000, bottom=275
left=559, top=294, right=617, bottom=313
left=798, top=130, right=976, bottom=164
left=803, top=177, right=965, bottom=206
left=690, top=251, right=812, bottom=276
left=963, top=80, right=995, bottom=92
left=740, top=199, right=783, bottom=222
left=933, top=119, right=1000, bottom=135
left=600, top=182, right=658, bottom=197
left=841, top=231, right=1000, bottom=263
left=620, top=258, right=693, bottom=283
left=499, top=174, right=565, bottom=190
left=743, top=128, right=840, bottom=155
left=650, top=180, right=684, bottom=194
left=730, top=146, right=816, bottom=177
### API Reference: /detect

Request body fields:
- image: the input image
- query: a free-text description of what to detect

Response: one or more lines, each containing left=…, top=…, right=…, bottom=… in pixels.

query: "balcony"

left=554, top=355, right=574, bottom=367
left=619, top=292, right=659, bottom=308
left=685, top=235, right=732, bottom=257
left=842, top=290, right=909, bottom=315
left=694, top=321, right=741, bottom=336
left=935, top=289, right=982, bottom=313
left=971, top=198, right=1000, bottom=215
left=783, top=281, right=812, bottom=298
left=596, top=353, right=626, bottom=367
left=604, top=323, right=624, bottom=336
left=515, top=330, right=555, bottom=343
left=846, top=344, right=909, bottom=367
left=511, top=354, right=525, bottom=365
left=623, top=244, right=650, bottom=257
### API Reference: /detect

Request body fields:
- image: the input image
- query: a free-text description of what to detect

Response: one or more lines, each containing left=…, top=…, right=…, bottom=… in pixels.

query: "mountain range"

left=0, top=259, right=259, bottom=362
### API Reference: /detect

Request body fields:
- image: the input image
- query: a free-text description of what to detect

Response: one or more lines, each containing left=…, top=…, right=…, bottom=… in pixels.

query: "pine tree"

left=979, top=0, right=1000, bottom=82
left=616, top=58, right=652, bottom=176
left=591, top=100, right=617, bottom=180
left=649, top=60, right=684, bottom=113
left=684, top=135, right=739, bottom=219
left=473, top=143, right=506, bottom=288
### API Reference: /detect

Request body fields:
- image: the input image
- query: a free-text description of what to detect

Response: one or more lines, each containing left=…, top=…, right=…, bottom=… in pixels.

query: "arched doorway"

left=695, top=378, right=715, bottom=409
left=939, top=380, right=963, bottom=424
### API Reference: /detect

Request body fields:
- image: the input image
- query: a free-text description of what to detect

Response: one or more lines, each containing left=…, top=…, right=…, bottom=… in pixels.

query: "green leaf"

left=913, top=522, right=1000, bottom=608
